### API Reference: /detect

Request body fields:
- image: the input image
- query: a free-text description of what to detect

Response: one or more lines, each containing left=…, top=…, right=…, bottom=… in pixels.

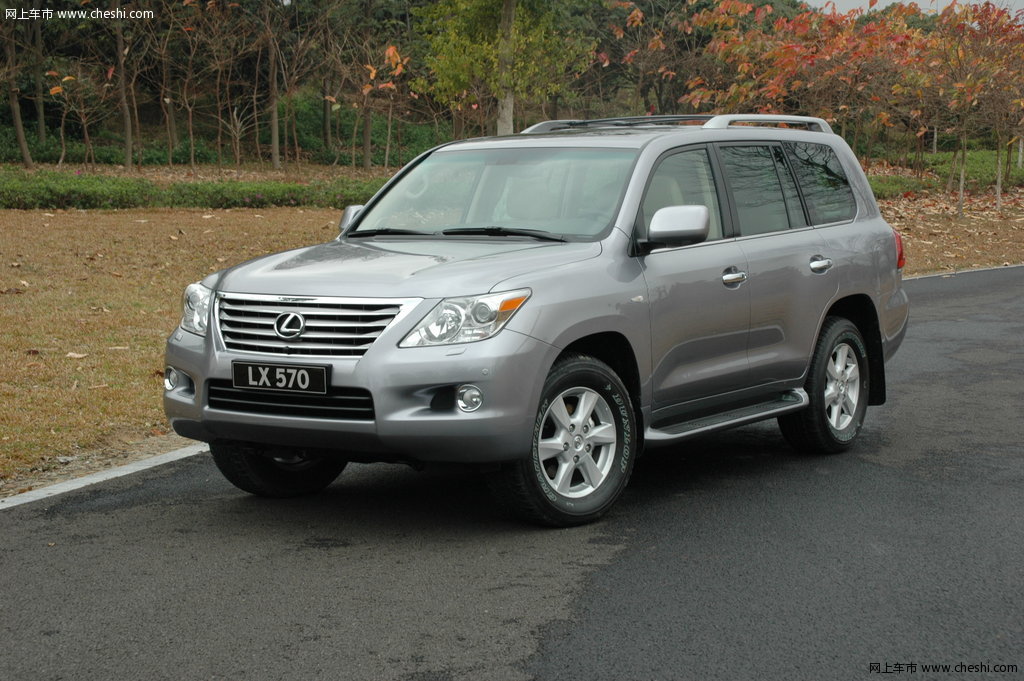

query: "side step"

left=645, top=389, right=808, bottom=447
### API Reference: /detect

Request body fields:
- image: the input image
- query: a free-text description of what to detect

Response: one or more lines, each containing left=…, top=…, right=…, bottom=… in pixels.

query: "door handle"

left=722, top=269, right=748, bottom=286
left=809, top=256, right=834, bottom=273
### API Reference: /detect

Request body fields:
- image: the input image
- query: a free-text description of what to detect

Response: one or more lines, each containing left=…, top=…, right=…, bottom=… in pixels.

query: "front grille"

left=207, top=381, right=374, bottom=420
left=217, top=294, right=408, bottom=357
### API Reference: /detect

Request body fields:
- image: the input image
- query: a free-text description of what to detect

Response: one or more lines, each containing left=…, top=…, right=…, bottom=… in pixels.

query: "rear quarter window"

left=785, top=142, right=857, bottom=225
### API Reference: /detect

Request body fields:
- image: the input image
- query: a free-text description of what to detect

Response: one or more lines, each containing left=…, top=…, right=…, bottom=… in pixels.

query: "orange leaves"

left=361, top=46, right=409, bottom=99
left=626, top=7, right=644, bottom=28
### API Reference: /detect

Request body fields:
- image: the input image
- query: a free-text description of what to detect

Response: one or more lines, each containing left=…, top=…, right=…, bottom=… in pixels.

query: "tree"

left=417, top=0, right=593, bottom=135
left=2, top=21, right=35, bottom=169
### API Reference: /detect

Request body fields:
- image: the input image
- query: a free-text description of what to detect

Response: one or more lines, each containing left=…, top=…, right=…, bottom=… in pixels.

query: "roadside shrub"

left=161, top=181, right=314, bottom=208
left=0, top=167, right=387, bottom=209
left=0, top=168, right=155, bottom=208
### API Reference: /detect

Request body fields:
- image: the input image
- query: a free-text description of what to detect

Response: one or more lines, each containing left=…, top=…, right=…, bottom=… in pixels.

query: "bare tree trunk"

left=290, top=96, right=300, bottom=163
left=4, top=37, right=34, bottom=170
left=362, top=106, right=372, bottom=168
left=994, top=137, right=1003, bottom=212
left=215, top=68, right=224, bottom=166
left=130, top=72, right=143, bottom=170
left=252, top=46, right=263, bottom=164
left=957, top=135, right=967, bottom=219
left=113, top=0, right=133, bottom=168
left=82, top=118, right=94, bottom=168
left=267, top=13, right=281, bottom=170
left=32, top=1, right=46, bottom=145
left=1018, top=137, right=1023, bottom=170
left=495, top=0, right=515, bottom=135
left=322, top=77, right=332, bottom=149
left=931, top=125, right=938, bottom=154
left=57, top=109, right=67, bottom=166
left=384, top=98, right=393, bottom=169
left=160, top=55, right=177, bottom=165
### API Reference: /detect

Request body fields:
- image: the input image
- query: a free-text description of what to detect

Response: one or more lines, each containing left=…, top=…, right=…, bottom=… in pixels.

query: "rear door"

left=715, top=143, right=839, bottom=388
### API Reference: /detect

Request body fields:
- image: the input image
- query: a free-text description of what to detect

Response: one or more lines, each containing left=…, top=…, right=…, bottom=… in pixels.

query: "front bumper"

left=163, top=325, right=556, bottom=464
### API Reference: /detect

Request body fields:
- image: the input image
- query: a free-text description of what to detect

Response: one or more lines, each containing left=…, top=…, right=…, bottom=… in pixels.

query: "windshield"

left=354, top=147, right=638, bottom=239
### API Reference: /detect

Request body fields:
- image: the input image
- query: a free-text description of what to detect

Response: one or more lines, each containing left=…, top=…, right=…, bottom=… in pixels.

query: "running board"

left=645, top=389, right=808, bottom=446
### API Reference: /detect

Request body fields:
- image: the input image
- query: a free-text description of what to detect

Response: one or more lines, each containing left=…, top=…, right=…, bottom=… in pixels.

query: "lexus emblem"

left=273, top=312, right=306, bottom=340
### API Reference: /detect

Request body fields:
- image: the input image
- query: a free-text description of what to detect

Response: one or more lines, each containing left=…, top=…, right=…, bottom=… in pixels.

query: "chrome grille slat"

left=217, top=294, right=410, bottom=358
left=219, top=311, right=391, bottom=329
left=219, top=302, right=401, bottom=317
left=219, top=326, right=383, bottom=340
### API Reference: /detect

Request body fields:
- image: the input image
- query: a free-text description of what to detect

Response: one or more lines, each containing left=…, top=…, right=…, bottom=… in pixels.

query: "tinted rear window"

left=784, top=142, right=857, bottom=224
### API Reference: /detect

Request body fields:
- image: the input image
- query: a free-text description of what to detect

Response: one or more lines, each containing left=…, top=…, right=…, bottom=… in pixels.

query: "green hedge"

left=0, top=167, right=386, bottom=209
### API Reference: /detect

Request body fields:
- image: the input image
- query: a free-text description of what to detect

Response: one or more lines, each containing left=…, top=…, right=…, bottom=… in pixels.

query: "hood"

left=211, top=237, right=602, bottom=299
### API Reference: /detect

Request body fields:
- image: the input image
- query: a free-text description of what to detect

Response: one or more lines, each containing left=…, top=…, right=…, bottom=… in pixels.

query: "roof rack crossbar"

left=701, top=114, right=834, bottom=134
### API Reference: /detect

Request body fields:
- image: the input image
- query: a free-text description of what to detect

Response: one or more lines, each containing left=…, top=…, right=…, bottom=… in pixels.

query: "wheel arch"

left=559, top=332, right=645, bottom=446
left=825, top=294, right=886, bottom=405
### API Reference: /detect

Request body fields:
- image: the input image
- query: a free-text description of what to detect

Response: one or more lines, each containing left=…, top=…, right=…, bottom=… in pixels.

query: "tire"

left=210, top=441, right=347, bottom=498
left=778, top=317, right=870, bottom=454
left=490, top=354, right=637, bottom=527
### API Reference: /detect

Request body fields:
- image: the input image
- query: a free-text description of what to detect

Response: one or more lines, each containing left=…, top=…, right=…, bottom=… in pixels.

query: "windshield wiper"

left=441, top=226, right=566, bottom=242
left=347, top=228, right=430, bottom=238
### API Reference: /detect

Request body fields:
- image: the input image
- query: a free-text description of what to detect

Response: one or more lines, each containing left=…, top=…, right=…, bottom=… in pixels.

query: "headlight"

left=400, top=289, right=531, bottom=347
left=180, top=283, right=212, bottom=336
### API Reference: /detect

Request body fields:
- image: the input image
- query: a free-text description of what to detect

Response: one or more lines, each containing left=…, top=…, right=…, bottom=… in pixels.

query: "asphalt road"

left=2, top=267, right=1022, bottom=681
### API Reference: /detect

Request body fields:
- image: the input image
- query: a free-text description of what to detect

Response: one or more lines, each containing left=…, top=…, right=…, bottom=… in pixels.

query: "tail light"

left=893, top=229, right=906, bottom=270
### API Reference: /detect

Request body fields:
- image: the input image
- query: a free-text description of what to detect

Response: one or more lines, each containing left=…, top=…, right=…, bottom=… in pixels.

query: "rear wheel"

left=779, top=317, right=870, bottom=454
left=210, top=441, right=347, bottom=497
left=491, top=354, right=637, bottom=527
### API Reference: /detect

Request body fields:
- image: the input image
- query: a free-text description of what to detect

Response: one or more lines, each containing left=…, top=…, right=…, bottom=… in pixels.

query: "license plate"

left=232, top=362, right=329, bottom=394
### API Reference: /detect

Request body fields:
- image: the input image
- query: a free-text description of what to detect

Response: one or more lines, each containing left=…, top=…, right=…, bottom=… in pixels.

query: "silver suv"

left=164, top=114, right=909, bottom=526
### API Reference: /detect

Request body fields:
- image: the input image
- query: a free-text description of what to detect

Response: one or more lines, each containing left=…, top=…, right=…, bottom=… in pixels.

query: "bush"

left=0, top=168, right=156, bottom=208
left=0, top=167, right=387, bottom=209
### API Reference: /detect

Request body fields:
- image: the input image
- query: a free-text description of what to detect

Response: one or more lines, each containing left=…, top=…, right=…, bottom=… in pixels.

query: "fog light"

left=164, top=366, right=179, bottom=391
left=456, top=384, right=483, bottom=413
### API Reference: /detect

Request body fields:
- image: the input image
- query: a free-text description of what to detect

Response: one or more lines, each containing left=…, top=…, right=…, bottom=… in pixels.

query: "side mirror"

left=639, top=205, right=709, bottom=254
left=338, top=204, right=364, bottom=235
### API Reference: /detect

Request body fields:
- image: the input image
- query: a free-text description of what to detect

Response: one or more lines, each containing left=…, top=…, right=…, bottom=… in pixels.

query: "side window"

left=718, top=145, right=794, bottom=236
left=784, top=142, right=857, bottom=224
left=641, top=149, right=723, bottom=241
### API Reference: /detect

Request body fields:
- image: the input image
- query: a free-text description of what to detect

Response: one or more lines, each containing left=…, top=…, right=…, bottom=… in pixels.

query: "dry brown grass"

left=1, top=191, right=1023, bottom=496
left=1, top=206, right=340, bottom=494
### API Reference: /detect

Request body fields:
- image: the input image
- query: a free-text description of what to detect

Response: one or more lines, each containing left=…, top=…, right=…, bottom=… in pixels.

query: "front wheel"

left=490, top=354, right=637, bottom=527
left=778, top=317, right=870, bottom=454
left=210, top=442, right=347, bottom=497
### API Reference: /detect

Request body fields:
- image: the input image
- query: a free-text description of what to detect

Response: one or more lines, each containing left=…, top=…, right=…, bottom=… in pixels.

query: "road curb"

left=0, top=443, right=208, bottom=511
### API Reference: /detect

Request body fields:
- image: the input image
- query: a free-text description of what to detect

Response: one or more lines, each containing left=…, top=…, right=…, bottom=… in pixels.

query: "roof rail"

left=702, top=114, right=834, bottom=134
left=520, top=115, right=713, bottom=134
left=520, top=113, right=835, bottom=135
